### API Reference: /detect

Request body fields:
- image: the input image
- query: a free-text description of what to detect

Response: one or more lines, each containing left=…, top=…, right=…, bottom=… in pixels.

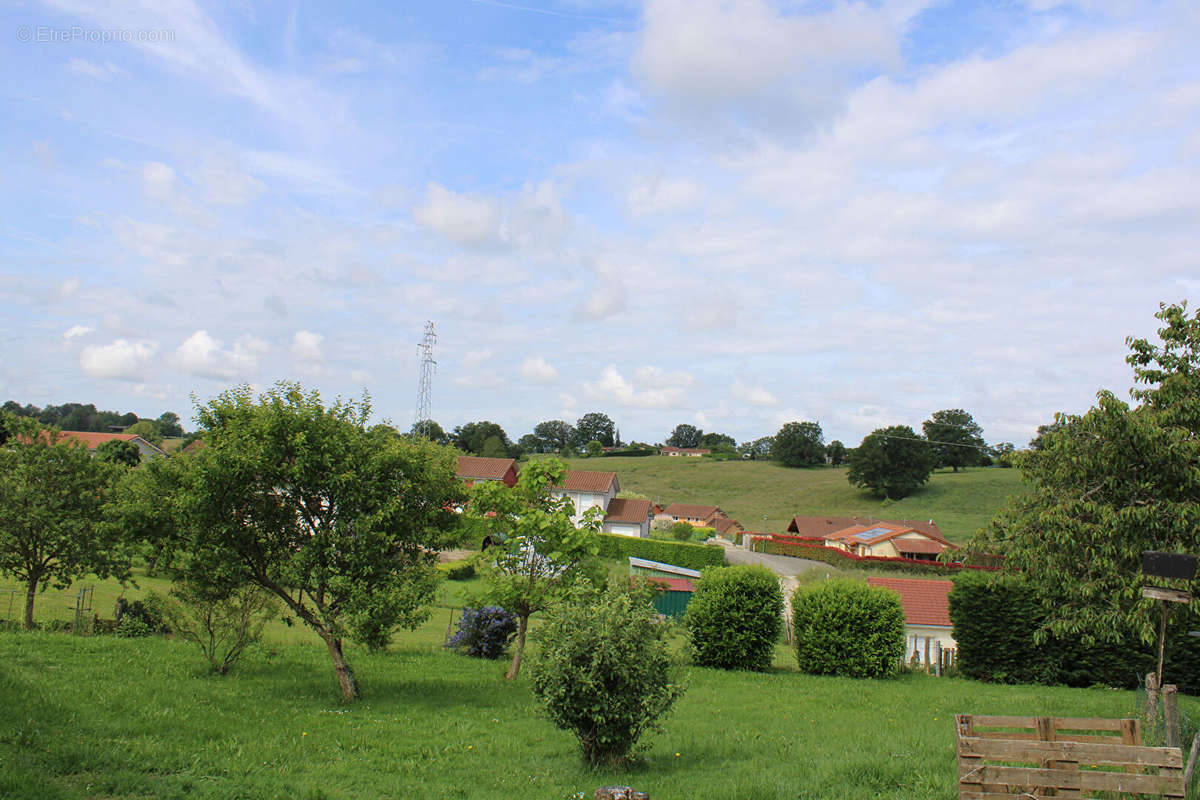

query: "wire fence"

left=0, top=585, right=96, bottom=633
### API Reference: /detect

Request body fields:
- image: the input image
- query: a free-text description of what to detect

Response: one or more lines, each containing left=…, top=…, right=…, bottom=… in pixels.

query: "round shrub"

left=530, top=584, right=685, bottom=768
left=791, top=579, right=905, bottom=678
left=684, top=564, right=783, bottom=671
left=444, top=606, right=517, bottom=659
left=439, top=560, right=476, bottom=581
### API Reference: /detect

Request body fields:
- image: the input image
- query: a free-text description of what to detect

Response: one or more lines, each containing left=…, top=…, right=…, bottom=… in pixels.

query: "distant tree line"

left=2, top=400, right=187, bottom=443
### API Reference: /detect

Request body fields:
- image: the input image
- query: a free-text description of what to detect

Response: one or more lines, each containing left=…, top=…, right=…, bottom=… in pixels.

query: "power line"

left=413, top=321, right=436, bottom=437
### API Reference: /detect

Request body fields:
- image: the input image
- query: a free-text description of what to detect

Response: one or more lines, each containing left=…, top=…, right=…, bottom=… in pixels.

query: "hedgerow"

left=596, top=533, right=725, bottom=571
left=792, top=579, right=905, bottom=678
left=684, top=565, right=782, bottom=671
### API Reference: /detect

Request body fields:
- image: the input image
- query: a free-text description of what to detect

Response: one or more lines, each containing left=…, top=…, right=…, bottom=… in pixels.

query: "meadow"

left=552, top=456, right=1025, bottom=543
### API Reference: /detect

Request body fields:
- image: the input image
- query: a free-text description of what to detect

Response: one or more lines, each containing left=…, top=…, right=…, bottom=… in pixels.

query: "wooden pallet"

left=956, top=714, right=1184, bottom=799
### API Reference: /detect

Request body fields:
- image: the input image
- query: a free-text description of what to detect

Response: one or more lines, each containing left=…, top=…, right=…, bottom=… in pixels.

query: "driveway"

left=711, top=539, right=834, bottom=622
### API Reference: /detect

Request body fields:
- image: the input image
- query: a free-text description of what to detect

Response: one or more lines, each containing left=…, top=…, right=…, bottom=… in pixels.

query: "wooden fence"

left=956, top=714, right=1185, bottom=799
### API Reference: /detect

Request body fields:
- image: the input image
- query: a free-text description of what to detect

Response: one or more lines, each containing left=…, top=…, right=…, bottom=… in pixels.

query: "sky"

left=1, top=0, right=1198, bottom=448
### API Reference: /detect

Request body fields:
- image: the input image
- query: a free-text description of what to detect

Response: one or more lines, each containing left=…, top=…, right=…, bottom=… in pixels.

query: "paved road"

left=713, top=538, right=829, bottom=578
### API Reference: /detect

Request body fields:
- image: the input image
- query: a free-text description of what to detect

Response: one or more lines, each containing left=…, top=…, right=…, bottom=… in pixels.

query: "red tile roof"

left=867, top=577, right=953, bottom=627
left=712, top=517, right=743, bottom=534
left=33, top=430, right=163, bottom=454
left=660, top=446, right=710, bottom=455
left=456, top=456, right=516, bottom=481
left=632, top=576, right=696, bottom=592
left=663, top=503, right=721, bottom=519
left=558, top=470, right=618, bottom=493
left=788, top=515, right=947, bottom=543
left=604, top=498, right=652, bottom=524
left=893, top=538, right=947, bottom=555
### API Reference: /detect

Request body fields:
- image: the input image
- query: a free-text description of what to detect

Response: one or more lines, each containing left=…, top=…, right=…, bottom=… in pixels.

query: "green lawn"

left=548, top=456, right=1025, bottom=543
left=1, top=624, right=1183, bottom=800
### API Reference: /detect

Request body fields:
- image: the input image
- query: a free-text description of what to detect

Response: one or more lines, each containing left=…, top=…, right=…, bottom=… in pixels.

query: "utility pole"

left=413, top=321, right=436, bottom=438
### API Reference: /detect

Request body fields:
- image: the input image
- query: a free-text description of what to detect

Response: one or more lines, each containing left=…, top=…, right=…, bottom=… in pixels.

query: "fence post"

left=1164, top=684, right=1180, bottom=748
left=1145, top=672, right=1161, bottom=723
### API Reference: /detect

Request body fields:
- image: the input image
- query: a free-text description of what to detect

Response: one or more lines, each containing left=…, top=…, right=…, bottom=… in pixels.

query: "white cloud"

left=141, top=162, right=176, bottom=200
left=733, top=381, right=779, bottom=407
left=291, top=330, right=324, bottom=361
left=66, top=58, right=124, bottom=79
left=462, top=349, right=494, bottom=368
left=79, top=338, right=158, bottom=379
left=520, top=356, right=559, bottom=383
left=412, top=183, right=506, bottom=248
left=582, top=365, right=691, bottom=408
left=63, top=325, right=93, bottom=339
left=627, top=176, right=705, bottom=216
left=33, top=140, right=58, bottom=172
left=578, top=280, right=626, bottom=319
left=54, top=277, right=80, bottom=300
left=173, top=330, right=268, bottom=379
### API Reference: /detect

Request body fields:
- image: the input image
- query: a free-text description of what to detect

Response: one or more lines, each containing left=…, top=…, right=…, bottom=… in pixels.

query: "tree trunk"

left=325, top=634, right=359, bottom=700
left=505, top=612, right=530, bottom=681
left=24, top=578, right=37, bottom=630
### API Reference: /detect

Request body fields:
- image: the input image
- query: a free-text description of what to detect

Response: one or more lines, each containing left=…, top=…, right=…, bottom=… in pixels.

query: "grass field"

left=2, top=621, right=1185, bottom=800
left=550, top=456, right=1025, bottom=543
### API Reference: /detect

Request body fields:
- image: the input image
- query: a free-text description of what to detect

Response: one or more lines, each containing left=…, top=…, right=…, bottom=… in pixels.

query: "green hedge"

left=792, top=579, right=905, bottom=678
left=685, top=565, right=783, bottom=671
left=754, top=539, right=970, bottom=576
left=597, top=534, right=726, bottom=571
left=949, top=572, right=1200, bottom=691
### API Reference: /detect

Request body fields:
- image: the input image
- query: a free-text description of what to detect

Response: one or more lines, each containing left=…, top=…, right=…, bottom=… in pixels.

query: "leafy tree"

left=95, top=438, right=142, bottom=468
left=825, top=440, right=846, bottom=466
left=671, top=521, right=695, bottom=541
left=1028, top=418, right=1071, bottom=451
left=666, top=423, right=702, bottom=448
left=517, top=433, right=541, bottom=454
left=971, top=302, right=1200, bottom=646
left=738, top=436, right=773, bottom=460
left=0, top=416, right=125, bottom=628
left=452, top=420, right=513, bottom=457
left=699, top=431, right=735, bottom=450
left=922, top=409, right=985, bottom=472
left=530, top=583, right=685, bottom=767
left=585, top=440, right=603, bottom=457
left=114, top=383, right=465, bottom=700
left=773, top=421, right=825, bottom=467
left=573, top=412, right=615, bottom=448
left=466, top=458, right=602, bottom=680
left=409, top=419, right=449, bottom=445
left=991, top=442, right=1016, bottom=467
left=123, top=419, right=163, bottom=446
left=156, top=581, right=277, bottom=674
left=846, top=425, right=935, bottom=499
left=155, top=412, right=185, bottom=438
left=532, top=419, right=574, bottom=453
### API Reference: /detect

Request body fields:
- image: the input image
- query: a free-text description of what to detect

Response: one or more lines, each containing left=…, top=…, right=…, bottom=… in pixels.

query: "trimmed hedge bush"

left=949, top=572, right=1200, bottom=691
left=753, top=537, right=991, bottom=577
left=792, top=579, right=905, bottom=678
left=438, top=559, right=476, bottom=581
left=530, top=584, right=685, bottom=767
left=684, top=565, right=783, bottom=671
left=596, top=533, right=725, bottom=571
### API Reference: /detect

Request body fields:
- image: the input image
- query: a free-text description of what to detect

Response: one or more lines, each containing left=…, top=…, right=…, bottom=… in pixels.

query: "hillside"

left=549, top=456, right=1026, bottom=544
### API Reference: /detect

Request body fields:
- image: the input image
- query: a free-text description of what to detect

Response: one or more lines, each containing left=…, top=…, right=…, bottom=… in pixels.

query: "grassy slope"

left=553, top=456, right=1025, bottom=543
left=1, top=625, right=1182, bottom=800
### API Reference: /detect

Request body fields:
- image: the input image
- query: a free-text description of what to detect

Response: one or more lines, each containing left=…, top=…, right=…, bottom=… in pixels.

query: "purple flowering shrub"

left=444, top=606, right=518, bottom=659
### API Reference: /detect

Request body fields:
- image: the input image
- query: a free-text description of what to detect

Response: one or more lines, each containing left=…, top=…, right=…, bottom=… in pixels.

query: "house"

left=823, top=521, right=954, bottom=560
left=49, top=430, right=166, bottom=461
left=787, top=515, right=946, bottom=541
left=456, top=456, right=518, bottom=488
left=659, top=446, right=710, bottom=457
left=711, top=517, right=744, bottom=539
left=660, top=503, right=725, bottom=527
left=602, top=498, right=653, bottom=538
left=551, top=470, right=619, bottom=525
left=867, top=577, right=955, bottom=666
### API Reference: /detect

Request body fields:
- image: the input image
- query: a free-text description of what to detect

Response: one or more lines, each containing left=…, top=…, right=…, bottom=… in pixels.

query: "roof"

left=827, top=521, right=956, bottom=550
left=628, top=557, right=702, bottom=579
left=557, top=470, right=618, bottom=493
left=893, top=538, right=948, bottom=555
left=604, top=498, right=652, bottom=524
left=788, top=515, right=947, bottom=544
left=712, top=517, right=743, bottom=533
left=456, top=456, right=516, bottom=481
left=631, top=576, right=696, bottom=592
left=663, top=502, right=721, bottom=519
left=660, top=446, right=710, bottom=455
left=867, top=577, right=953, bottom=628
left=40, top=430, right=165, bottom=455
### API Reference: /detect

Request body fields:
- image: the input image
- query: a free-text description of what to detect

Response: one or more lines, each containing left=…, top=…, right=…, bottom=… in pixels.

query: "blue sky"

left=2, top=0, right=1198, bottom=447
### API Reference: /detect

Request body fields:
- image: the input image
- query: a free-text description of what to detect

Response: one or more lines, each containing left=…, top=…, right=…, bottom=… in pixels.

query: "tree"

left=699, top=431, right=735, bottom=450
left=532, top=420, right=574, bottom=453
left=124, top=419, right=163, bottom=446
left=922, top=409, right=985, bottom=472
left=0, top=416, right=125, bottom=628
left=585, top=440, right=603, bottom=457
left=666, top=423, right=702, bottom=448
left=826, top=440, right=846, bottom=466
left=971, top=302, right=1200, bottom=646
left=573, top=412, right=615, bottom=448
left=452, top=420, right=513, bottom=457
left=155, top=412, right=185, bottom=438
left=466, top=458, right=602, bottom=680
left=116, top=383, right=465, bottom=700
left=95, top=438, right=142, bottom=468
left=409, top=419, right=449, bottom=445
left=738, top=436, right=773, bottom=460
left=846, top=425, right=935, bottom=499
left=773, top=421, right=825, bottom=467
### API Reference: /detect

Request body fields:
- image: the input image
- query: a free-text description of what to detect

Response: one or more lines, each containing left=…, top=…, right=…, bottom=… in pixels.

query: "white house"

left=601, top=498, right=652, bottom=538
left=867, top=577, right=956, bottom=666
left=551, top=470, right=619, bottom=526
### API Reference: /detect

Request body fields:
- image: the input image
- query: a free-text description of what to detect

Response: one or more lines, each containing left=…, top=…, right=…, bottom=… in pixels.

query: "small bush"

left=684, top=565, right=783, bottom=671
left=440, top=560, right=476, bottom=581
left=115, top=616, right=153, bottom=638
left=444, top=606, right=518, bottom=659
left=792, top=579, right=905, bottom=678
left=157, top=582, right=277, bottom=674
left=115, top=597, right=168, bottom=635
left=671, top=521, right=694, bottom=541
left=530, top=584, right=685, bottom=768
left=691, top=526, right=715, bottom=542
